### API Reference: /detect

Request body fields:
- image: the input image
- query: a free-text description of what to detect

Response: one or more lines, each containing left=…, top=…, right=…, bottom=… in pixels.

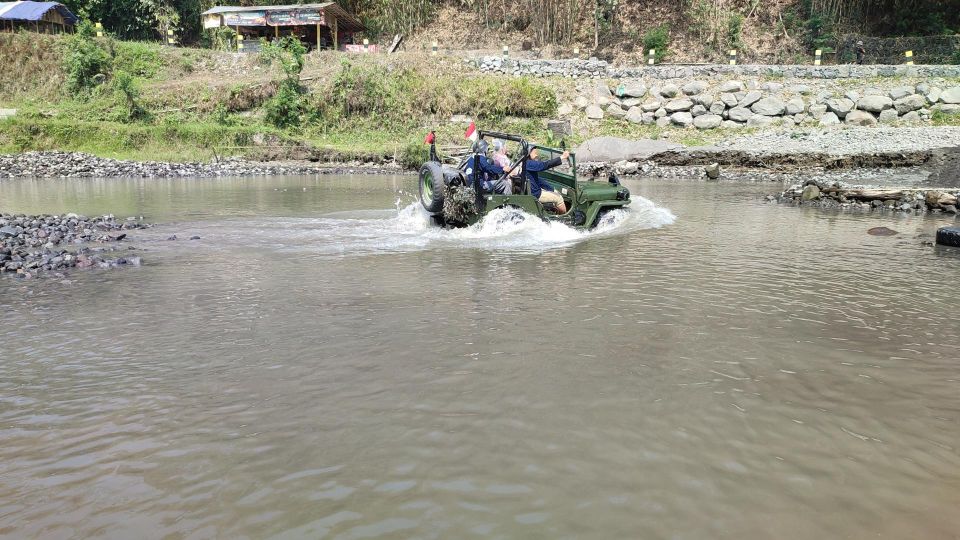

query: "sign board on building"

left=222, top=11, right=266, bottom=26
left=267, top=9, right=325, bottom=26
left=202, top=14, right=222, bottom=28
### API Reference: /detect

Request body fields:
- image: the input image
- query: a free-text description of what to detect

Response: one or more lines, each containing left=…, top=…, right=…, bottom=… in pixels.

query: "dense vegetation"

left=60, top=0, right=958, bottom=48
left=0, top=31, right=558, bottom=164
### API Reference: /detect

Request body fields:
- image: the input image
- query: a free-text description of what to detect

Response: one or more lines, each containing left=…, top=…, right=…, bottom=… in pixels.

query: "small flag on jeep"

left=464, top=122, right=477, bottom=142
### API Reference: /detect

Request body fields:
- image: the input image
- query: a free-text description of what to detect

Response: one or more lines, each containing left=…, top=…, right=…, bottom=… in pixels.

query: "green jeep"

left=418, top=130, right=631, bottom=228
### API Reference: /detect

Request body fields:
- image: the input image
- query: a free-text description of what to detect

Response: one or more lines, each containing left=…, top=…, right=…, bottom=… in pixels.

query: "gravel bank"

left=0, top=152, right=404, bottom=179
left=710, top=126, right=960, bottom=155
left=1, top=213, right=150, bottom=279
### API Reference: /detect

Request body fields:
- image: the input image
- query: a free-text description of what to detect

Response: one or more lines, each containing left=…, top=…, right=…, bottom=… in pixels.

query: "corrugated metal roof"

left=202, top=3, right=332, bottom=15
left=0, top=1, right=77, bottom=23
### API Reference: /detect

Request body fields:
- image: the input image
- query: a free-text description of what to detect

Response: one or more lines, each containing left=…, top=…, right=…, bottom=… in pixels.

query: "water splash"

left=157, top=197, right=675, bottom=256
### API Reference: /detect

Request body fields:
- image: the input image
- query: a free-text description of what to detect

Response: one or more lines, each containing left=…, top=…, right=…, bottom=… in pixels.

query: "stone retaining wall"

left=566, top=79, right=960, bottom=130
left=476, top=56, right=960, bottom=80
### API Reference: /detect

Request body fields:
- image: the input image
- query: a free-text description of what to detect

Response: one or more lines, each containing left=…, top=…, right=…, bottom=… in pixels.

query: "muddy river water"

left=1, top=174, right=959, bottom=539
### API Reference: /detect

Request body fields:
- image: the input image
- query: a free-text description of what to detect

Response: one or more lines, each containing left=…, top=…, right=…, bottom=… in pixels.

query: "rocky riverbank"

left=772, top=181, right=960, bottom=214
left=1, top=213, right=150, bottom=279
left=0, top=152, right=403, bottom=179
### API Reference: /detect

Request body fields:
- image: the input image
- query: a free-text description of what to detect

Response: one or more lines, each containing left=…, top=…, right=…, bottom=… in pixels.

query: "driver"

left=524, top=147, right=569, bottom=214
left=467, top=140, right=511, bottom=195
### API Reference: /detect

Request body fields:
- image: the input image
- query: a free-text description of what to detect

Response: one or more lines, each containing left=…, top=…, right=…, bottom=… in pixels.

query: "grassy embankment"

left=0, top=32, right=573, bottom=165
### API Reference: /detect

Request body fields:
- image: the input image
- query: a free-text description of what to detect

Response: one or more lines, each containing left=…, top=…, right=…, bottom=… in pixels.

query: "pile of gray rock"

left=0, top=152, right=398, bottom=179
left=568, top=79, right=960, bottom=129
left=774, top=181, right=960, bottom=214
left=0, top=212, right=148, bottom=278
left=475, top=57, right=960, bottom=80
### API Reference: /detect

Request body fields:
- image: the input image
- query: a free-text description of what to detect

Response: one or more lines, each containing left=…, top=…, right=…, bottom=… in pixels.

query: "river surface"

left=1, top=175, right=959, bottom=539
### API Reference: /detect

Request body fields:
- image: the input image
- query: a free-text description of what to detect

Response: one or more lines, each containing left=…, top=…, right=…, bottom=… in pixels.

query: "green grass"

left=0, top=117, right=277, bottom=162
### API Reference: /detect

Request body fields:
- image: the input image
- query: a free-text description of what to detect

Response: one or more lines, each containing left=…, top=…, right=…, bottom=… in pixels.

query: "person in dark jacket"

left=855, top=41, right=866, bottom=64
left=467, top=140, right=511, bottom=194
left=524, top=147, right=569, bottom=213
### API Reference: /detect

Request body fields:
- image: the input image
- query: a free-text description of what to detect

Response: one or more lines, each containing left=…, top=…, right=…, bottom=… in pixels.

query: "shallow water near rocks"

left=2, top=174, right=960, bottom=539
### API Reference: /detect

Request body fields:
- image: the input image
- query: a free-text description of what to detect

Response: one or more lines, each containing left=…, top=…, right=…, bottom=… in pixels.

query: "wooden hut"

left=0, top=1, right=77, bottom=33
left=201, top=3, right=365, bottom=52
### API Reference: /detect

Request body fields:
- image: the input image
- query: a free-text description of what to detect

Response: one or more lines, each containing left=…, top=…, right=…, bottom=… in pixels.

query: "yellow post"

left=274, top=25, right=278, bottom=39
left=729, top=50, right=737, bottom=65
left=332, top=16, right=338, bottom=50
left=316, top=23, right=320, bottom=50
left=95, top=21, right=103, bottom=37
left=167, top=29, right=175, bottom=46
left=363, top=38, right=369, bottom=52
left=905, top=50, right=913, bottom=65
left=648, top=49, right=655, bottom=65
left=814, top=49, right=822, bottom=65
left=432, top=40, right=438, bottom=56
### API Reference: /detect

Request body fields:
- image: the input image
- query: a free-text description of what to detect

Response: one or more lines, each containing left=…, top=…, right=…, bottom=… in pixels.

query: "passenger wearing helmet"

left=466, top=139, right=512, bottom=195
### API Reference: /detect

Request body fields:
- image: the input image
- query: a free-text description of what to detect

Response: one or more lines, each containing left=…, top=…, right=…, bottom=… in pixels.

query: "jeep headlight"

left=616, top=188, right=630, bottom=201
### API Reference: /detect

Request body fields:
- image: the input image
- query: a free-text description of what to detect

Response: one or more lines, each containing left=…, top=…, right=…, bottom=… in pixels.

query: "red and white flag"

left=464, top=122, right=478, bottom=142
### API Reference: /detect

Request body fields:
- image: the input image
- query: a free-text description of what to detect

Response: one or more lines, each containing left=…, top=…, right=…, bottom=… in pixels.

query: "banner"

left=267, top=9, right=325, bottom=26
left=223, top=11, right=266, bottom=26
left=202, top=14, right=222, bottom=29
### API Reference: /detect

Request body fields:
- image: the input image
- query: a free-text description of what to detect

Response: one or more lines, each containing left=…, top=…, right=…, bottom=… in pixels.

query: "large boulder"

left=739, top=90, right=763, bottom=108
left=665, top=98, right=694, bottom=113
left=878, top=109, right=899, bottom=124
left=692, top=94, right=714, bottom=108
left=670, top=111, right=694, bottom=127
left=606, top=103, right=627, bottom=119
left=819, top=112, right=841, bottom=126
left=575, top=136, right=682, bottom=162
left=585, top=105, right=604, bottom=120
left=901, top=110, right=921, bottom=124
left=682, top=81, right=709, bottom=95
left=625, top=106, right=644, bottom=124
left=751, top=97, right=786, bottom=116
left=641, top=100, right=662, bottom=112
left=894, top=94, right=926, bottom=115
left=693, top=114, right=722, bottom=129
left=857, top=95, right=893, bottom=112
left=940, top=87, right=960, bottom=104
left=727, top=107, right=753, bottom=122
left=709, top=101, right=726, bottom=115
left=786, top=98, right=805, bottom=115
left=746, top=115, right=773, bottom=127
left=801, top=185, right=821, bottom=201
left=845, top=110, right=877, bottom=126
left=889, top=86, right=913, bottom=100
left=691, top=104, right=707, bottom=116
left=808, top=103, right=828, bottom=119
left=826, top=98, right=855, bottom=118
left=718, top=81, right=744, bottom=93
left=722, top=120, right=744, bottom=129
left=557, top=103, right=574, bottom=116
left=660, top=83, right=680, bottom=98
left=621, top=81, right=647, bottom=98
left=720, top=93, right=738, bottom=107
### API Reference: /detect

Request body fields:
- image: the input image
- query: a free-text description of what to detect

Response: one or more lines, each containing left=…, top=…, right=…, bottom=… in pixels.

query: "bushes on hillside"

left=64, top=21, right=111, bottom=94
left=311, top=60, right=556, bottom=131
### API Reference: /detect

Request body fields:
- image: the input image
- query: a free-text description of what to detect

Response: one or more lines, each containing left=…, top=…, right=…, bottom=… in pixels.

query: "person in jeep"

left=468, top=140, right=512, bottom=195
left=525, top=147, right=569, bottom=214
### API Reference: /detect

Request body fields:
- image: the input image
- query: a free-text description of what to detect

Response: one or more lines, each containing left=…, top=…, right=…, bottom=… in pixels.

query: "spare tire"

left=419, top=162, right=445, bottom=213
left=936, top=226, right=960, bottom=248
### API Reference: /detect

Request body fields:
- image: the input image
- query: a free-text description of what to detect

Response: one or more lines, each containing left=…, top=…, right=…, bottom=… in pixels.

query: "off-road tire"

left=936, top=226, right=960, bottom=248
left=419, top=162, right=445, bottom=214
